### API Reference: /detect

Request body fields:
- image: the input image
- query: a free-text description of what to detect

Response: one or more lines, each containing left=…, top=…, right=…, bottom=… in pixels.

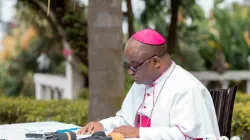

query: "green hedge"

left=231, top=92, right=250, bottom=139
left=235, top=92, right=250, bottom=103
left=0, top=96, right=88, bottom=126
left=0, top=93, right=250, bottom=138
left=232, top=102, right=250, bottom=139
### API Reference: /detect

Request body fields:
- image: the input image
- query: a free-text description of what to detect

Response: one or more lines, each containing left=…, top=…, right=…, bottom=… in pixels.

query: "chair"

left=209, top=85, right=238, bottom=138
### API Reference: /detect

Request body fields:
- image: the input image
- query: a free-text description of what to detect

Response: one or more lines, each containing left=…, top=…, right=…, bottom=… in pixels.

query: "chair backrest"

left=209, top=85, right=238, bottom=138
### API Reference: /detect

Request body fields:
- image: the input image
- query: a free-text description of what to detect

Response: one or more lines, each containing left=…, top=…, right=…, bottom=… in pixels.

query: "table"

left=0, top=121, right=139, bottom=140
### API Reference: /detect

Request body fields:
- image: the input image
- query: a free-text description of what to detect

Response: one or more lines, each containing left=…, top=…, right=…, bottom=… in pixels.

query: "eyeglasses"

left=124, top=49, right=167, bottom=73
left=124, top=55, right=156, bottom=73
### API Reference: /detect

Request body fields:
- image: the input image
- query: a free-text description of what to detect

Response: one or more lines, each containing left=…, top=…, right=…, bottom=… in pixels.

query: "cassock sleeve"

left=98, top=116, right=128, bottom=131
left=140, top=86, right=215, bottom=140
left=99, top=83, right=136, bottom=131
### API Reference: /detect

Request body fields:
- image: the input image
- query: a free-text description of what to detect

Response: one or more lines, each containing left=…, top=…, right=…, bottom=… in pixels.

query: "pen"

left=56, top=127, right=81, bottom=134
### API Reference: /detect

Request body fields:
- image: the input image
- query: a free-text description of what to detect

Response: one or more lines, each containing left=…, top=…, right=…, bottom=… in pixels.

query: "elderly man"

left=77, top=28, right=220, bottom=139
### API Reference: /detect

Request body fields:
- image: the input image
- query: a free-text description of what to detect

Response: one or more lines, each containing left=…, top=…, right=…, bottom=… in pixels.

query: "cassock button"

left=147, top=93, right=150, bottom=96
left=144, top=106, right=147, bottom=109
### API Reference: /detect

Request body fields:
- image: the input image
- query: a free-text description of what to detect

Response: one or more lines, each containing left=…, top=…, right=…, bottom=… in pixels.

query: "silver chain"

left=139, top=62, right=176, bottom=127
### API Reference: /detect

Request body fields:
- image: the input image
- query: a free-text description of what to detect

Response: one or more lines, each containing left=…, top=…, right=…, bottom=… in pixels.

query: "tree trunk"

left=167, top=0, right=181, bottom=54
left=88, top=0, right=124, bottom=121
left=127, top=0, right=134, bottom=38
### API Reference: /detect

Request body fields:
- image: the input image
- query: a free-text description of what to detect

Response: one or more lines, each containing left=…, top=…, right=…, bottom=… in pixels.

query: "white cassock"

left=99, top=61, right=220, bottom=140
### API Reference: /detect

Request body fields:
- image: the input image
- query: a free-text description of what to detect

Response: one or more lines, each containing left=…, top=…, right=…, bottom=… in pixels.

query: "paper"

left=22, top=121, right=80, bottom=134
left=77, top=134, right=92, bottom=139
left=75, top=130, right=113, bottom=139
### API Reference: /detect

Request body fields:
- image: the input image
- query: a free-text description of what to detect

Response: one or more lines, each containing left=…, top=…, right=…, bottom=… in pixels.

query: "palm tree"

left=88, top=0, right=125, bottom=121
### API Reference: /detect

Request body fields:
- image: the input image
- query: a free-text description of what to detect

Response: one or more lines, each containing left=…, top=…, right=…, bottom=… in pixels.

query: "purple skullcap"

left=131, top=28, right=166, bottom=45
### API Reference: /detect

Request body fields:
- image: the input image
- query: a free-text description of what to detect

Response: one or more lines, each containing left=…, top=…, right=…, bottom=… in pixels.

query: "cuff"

left=98, top=120, right=108, bottom=131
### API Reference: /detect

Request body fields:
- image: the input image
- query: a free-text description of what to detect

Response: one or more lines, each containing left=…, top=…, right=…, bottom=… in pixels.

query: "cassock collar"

left=149, top=61, right=175, bottom=87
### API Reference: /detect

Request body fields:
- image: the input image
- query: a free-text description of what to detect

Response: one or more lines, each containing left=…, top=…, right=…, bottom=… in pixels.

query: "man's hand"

left=77, top=121, right=104, bottom=135
left=111, top=126, right=139, bottom=138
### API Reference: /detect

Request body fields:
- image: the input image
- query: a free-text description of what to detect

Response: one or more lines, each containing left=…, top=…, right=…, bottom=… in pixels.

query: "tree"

left=88, top=0, right=125, bottom=121
left=0, top=0, right=88, bottom=96
left=138, top=0, right=207, bottom=71
left=139, top=0, right=208, bottom=54
left=18, top=0, right=87, bottom=70
left=200, top=2, right=250, bottom=71
left=140, top=0, right=182, bottom=53
left=167, top=0, right=181, bottom=53
left=126, top=0, right=134, bottom=37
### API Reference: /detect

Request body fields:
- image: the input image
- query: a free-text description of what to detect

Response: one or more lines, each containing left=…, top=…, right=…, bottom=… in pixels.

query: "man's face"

left=124, top=39, right=156, bottom=85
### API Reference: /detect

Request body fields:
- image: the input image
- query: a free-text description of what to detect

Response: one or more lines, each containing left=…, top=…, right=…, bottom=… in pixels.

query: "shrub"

left=0, top=96, right=88, bottom=126
left=0, top=93, right=250, bottom=138
left=231, top=93, right=250, bottom=139
left=235, top=92, right=250, bottom=103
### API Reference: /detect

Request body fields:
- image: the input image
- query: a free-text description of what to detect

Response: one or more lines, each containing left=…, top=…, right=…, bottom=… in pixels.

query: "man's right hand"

left=77, top=121, right=104, bottom=135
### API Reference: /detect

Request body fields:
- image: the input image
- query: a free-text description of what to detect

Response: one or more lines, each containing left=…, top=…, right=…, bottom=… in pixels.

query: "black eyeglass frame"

left=124, top=49, right=167, bottom=73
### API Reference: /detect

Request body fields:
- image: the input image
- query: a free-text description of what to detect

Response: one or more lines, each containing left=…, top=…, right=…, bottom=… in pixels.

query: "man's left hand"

left=111, top=126, right=139, bottom=138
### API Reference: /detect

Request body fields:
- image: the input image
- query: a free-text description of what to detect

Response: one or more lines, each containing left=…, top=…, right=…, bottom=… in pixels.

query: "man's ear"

left=153, top=57, right=161, bottom=68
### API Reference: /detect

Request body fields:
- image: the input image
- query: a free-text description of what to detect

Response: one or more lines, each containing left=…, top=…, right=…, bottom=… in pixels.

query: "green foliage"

left=0, top=1, right=88, bottom=97
left=0, top=38, right=53, bottom=97
left=181, top=1, right=205, bottom=21
left=139, top=0, right=208, bottom=70
left=77, top=88, right=89, bottom=100
left=124, top=71, right=134, bottom=94
left=231, top=101, right=250, bottom=139
left=231, top=92, right=250, bottom=138
left=0, top=65, right=7, bottom=94
left=138, top=0, right=250, bottom=72
left=235, top=92, right=250, bottom=103
left=0, top=60, right=25, bottom=96
left=171, top=45, right=206, bottom=71
left=0, top=96, right=88, bottom=126
left=201, top=3, right=250, bottom=70
left=59, top=10, right=88, bottom=70
left=140, top=0, right=170, bottom=37
left=19, top=72, right=35, bottom=98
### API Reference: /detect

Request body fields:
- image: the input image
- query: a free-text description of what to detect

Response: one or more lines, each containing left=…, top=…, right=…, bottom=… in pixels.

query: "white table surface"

left=0, top=121, right=139, bottom=140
